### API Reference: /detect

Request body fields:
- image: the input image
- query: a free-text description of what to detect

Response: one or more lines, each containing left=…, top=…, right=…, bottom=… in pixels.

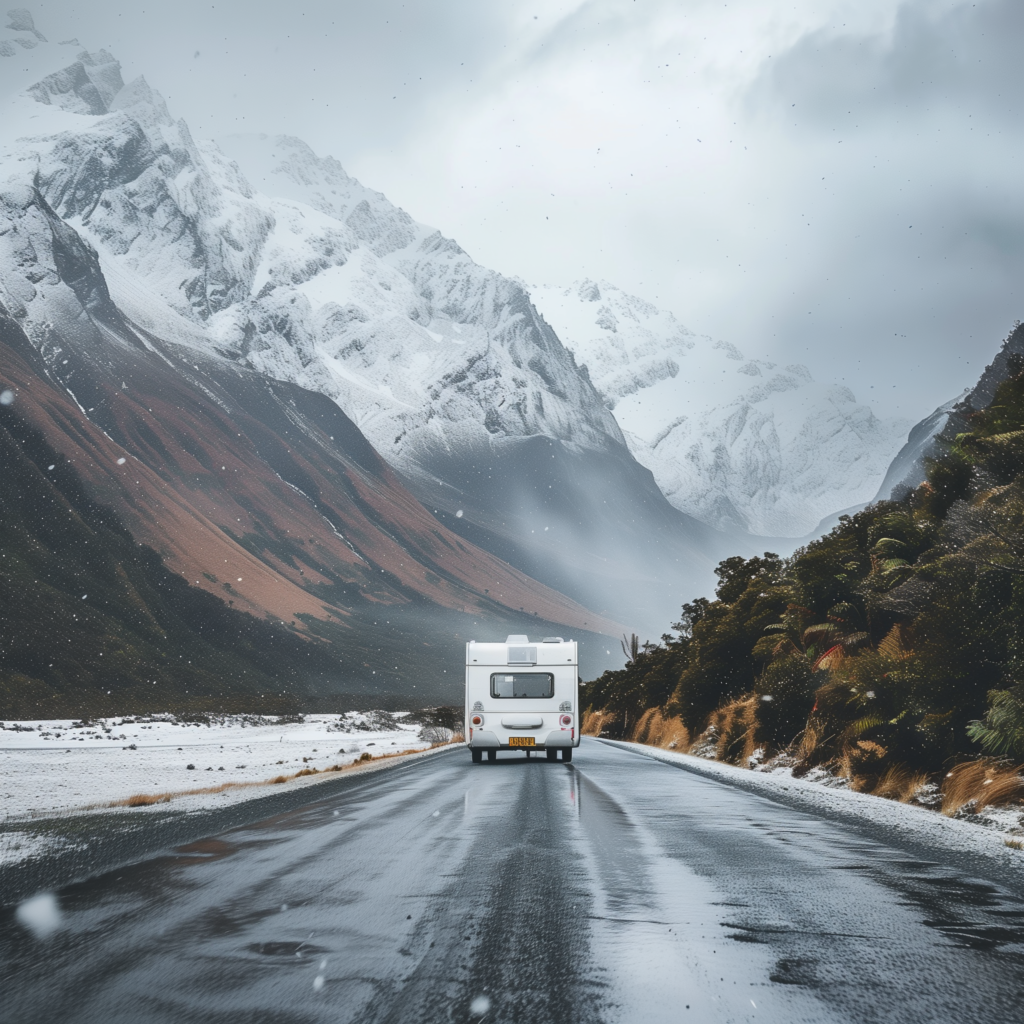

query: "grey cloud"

left=9, top=1, right=511, bottom=151
left=728, top=0, right=1024, bottom=413
left=758, top=0, right=1024, bottom=126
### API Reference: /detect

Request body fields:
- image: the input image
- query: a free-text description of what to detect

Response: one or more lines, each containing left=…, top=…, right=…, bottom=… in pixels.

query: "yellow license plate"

left=508, top=736, right=535, bottom=747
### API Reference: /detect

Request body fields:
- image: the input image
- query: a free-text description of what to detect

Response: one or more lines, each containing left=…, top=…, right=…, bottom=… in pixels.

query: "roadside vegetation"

left=584, top=346, right=1024, bottom=818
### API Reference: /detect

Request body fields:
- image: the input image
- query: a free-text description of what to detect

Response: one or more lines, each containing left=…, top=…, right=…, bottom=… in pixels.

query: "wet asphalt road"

left=3, top=739, right=1024, bottom=1024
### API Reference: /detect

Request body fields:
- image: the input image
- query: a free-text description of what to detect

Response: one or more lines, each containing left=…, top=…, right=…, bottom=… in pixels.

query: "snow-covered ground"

left=616, top=742, right=1024, bottom=873
left=0, top=713, right=449, bottom=827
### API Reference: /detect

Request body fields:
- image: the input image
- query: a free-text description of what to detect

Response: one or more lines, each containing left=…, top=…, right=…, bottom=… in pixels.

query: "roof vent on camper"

left=542, top=637, right=564, bottom=643
left=506, top=635, right=529, bottom=643
left=507, top=646, right=537, bottom=665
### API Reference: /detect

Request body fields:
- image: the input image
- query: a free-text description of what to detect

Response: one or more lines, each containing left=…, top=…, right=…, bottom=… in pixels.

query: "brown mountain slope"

left=0, top=303, right=618, bottom=639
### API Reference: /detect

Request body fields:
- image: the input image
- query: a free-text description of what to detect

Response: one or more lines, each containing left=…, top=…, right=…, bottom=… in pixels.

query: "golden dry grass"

left=706, top=695, right=759, bottom=764
left=111, top=781, right=257, bottom=807
left=581, top=710, right=614, bottom=737
left=628, top=708, right=690, bottom=750
left=105, top=742, right=444, bottom=809
left=124, top=793, right=173, bottom=807
left=795, top=721, right=826, bottom=762
left=940, top=759, right=1024, bottom=816
left=870, top=764, right=931, bottom=803
left=838, top=740, right=887, bottom=791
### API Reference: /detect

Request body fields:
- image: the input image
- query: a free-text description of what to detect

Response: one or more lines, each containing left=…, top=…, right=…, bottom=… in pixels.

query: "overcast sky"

left=10, top=1, right=1024, bottom=419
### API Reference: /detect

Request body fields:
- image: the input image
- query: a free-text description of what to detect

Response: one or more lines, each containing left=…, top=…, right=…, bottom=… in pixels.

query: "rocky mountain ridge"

left=0, top=27, right=923, bottom=638
left=875, top=321, right=1024, bottom=501
left=530, top=279, right=912, bottom=537
left=0, top=40, right=629, bottom=700
left=1, top=38, right=737, bottom=632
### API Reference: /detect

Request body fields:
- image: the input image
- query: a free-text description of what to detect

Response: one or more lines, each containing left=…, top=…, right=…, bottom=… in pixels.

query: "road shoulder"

left=1, top=743, right=462, bottom=907
left=605, top=739, right=1024, bottom=894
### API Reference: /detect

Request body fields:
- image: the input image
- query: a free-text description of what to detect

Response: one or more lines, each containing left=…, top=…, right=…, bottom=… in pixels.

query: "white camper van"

left=465, top=635, right=579, bottom=762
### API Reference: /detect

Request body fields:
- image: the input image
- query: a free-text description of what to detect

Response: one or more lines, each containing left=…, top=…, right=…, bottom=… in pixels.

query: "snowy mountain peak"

left=531, top=279, right=697, bottom=408
left=0, top=58, right=627, bottom=469
left=26, top=49, right=122, bottom=115
left=0, top=35, right=919, bottom=627
left=216, top=134, right=429, bottom=266
left=109, top=75, right=174, bottom=129
left=530, top=280, right=910, bottom=537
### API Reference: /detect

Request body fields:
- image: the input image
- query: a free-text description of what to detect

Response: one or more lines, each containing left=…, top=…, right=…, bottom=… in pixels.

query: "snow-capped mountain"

left=530, top=280, right=912, bottom=537
left=0, top=34, right=633, bottom=661
left=0, top=21, right=918, bottom=636
left=0, top=34, right=738, bottom=633
left=1, top=46, right=621, bottom=467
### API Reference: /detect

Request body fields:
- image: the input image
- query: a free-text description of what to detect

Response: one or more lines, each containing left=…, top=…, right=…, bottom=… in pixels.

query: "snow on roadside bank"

left=612, top=741, right=1024, bottom=876
left=0, top=713, right=453, bottom=829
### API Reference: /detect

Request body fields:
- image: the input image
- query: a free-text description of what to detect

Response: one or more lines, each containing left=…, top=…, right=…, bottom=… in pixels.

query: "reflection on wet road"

left=4, top=739, right=1024, bottom=1023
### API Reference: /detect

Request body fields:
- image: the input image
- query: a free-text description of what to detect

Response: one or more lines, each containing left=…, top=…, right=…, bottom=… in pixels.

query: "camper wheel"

left=561, top=748, right=573, bottom=762
left=546, top=748, right=558, bottom=762
left=487, top=750, right=497, bottom=762
left=471, top=749, right=482, bottom=764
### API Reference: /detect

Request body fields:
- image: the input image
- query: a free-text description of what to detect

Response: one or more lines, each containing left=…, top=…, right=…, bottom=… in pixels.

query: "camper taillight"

left=471, top=714, right=484, bottom=727
left=559, top=714, right=572, bottom=727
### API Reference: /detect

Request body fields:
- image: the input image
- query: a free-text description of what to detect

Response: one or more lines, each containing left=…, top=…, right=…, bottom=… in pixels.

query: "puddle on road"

left=813, top=840, right=1024, bottom=955
left=246, top=940, right=330, bottom=958
left=171, top=837, right=238, bottom=865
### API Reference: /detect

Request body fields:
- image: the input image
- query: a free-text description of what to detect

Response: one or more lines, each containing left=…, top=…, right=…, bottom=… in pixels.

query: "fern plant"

left=967, top=687, right=1024, bottom=757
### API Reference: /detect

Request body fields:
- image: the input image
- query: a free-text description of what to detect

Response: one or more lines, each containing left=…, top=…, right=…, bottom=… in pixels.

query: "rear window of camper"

left=490, top=673, right=555, bottom=699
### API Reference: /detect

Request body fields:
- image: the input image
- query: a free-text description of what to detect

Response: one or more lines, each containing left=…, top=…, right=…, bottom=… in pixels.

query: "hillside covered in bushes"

left=584, top=329, right=1024, bottom=802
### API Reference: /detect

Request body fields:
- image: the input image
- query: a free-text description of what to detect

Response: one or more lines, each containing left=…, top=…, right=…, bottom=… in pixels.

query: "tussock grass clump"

left=839, top=740, right=888, bottom=792
left=870, top=764, right=931, bottom=803
left=629, top=708, right=690, bottom=750
left=124, top=793, right=173, bottom=807
left=706, top=695, right=758, bottom=765
left=796, top=722, right=827, bottom=762
left=581, top=710, right=614, bottom=737
left=940, top=759, right=1024, bottom=816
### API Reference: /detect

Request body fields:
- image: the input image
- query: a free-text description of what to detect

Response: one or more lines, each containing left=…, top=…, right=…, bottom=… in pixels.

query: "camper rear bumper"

left=468, top=730, right=501, bottom=749
left=468, top=729, right=577, bottom=749
left=542, top=730, right=574, bottom=748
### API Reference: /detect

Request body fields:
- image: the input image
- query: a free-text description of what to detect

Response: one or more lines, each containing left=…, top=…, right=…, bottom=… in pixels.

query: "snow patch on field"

left=0, top=713, right=444, bottom=836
